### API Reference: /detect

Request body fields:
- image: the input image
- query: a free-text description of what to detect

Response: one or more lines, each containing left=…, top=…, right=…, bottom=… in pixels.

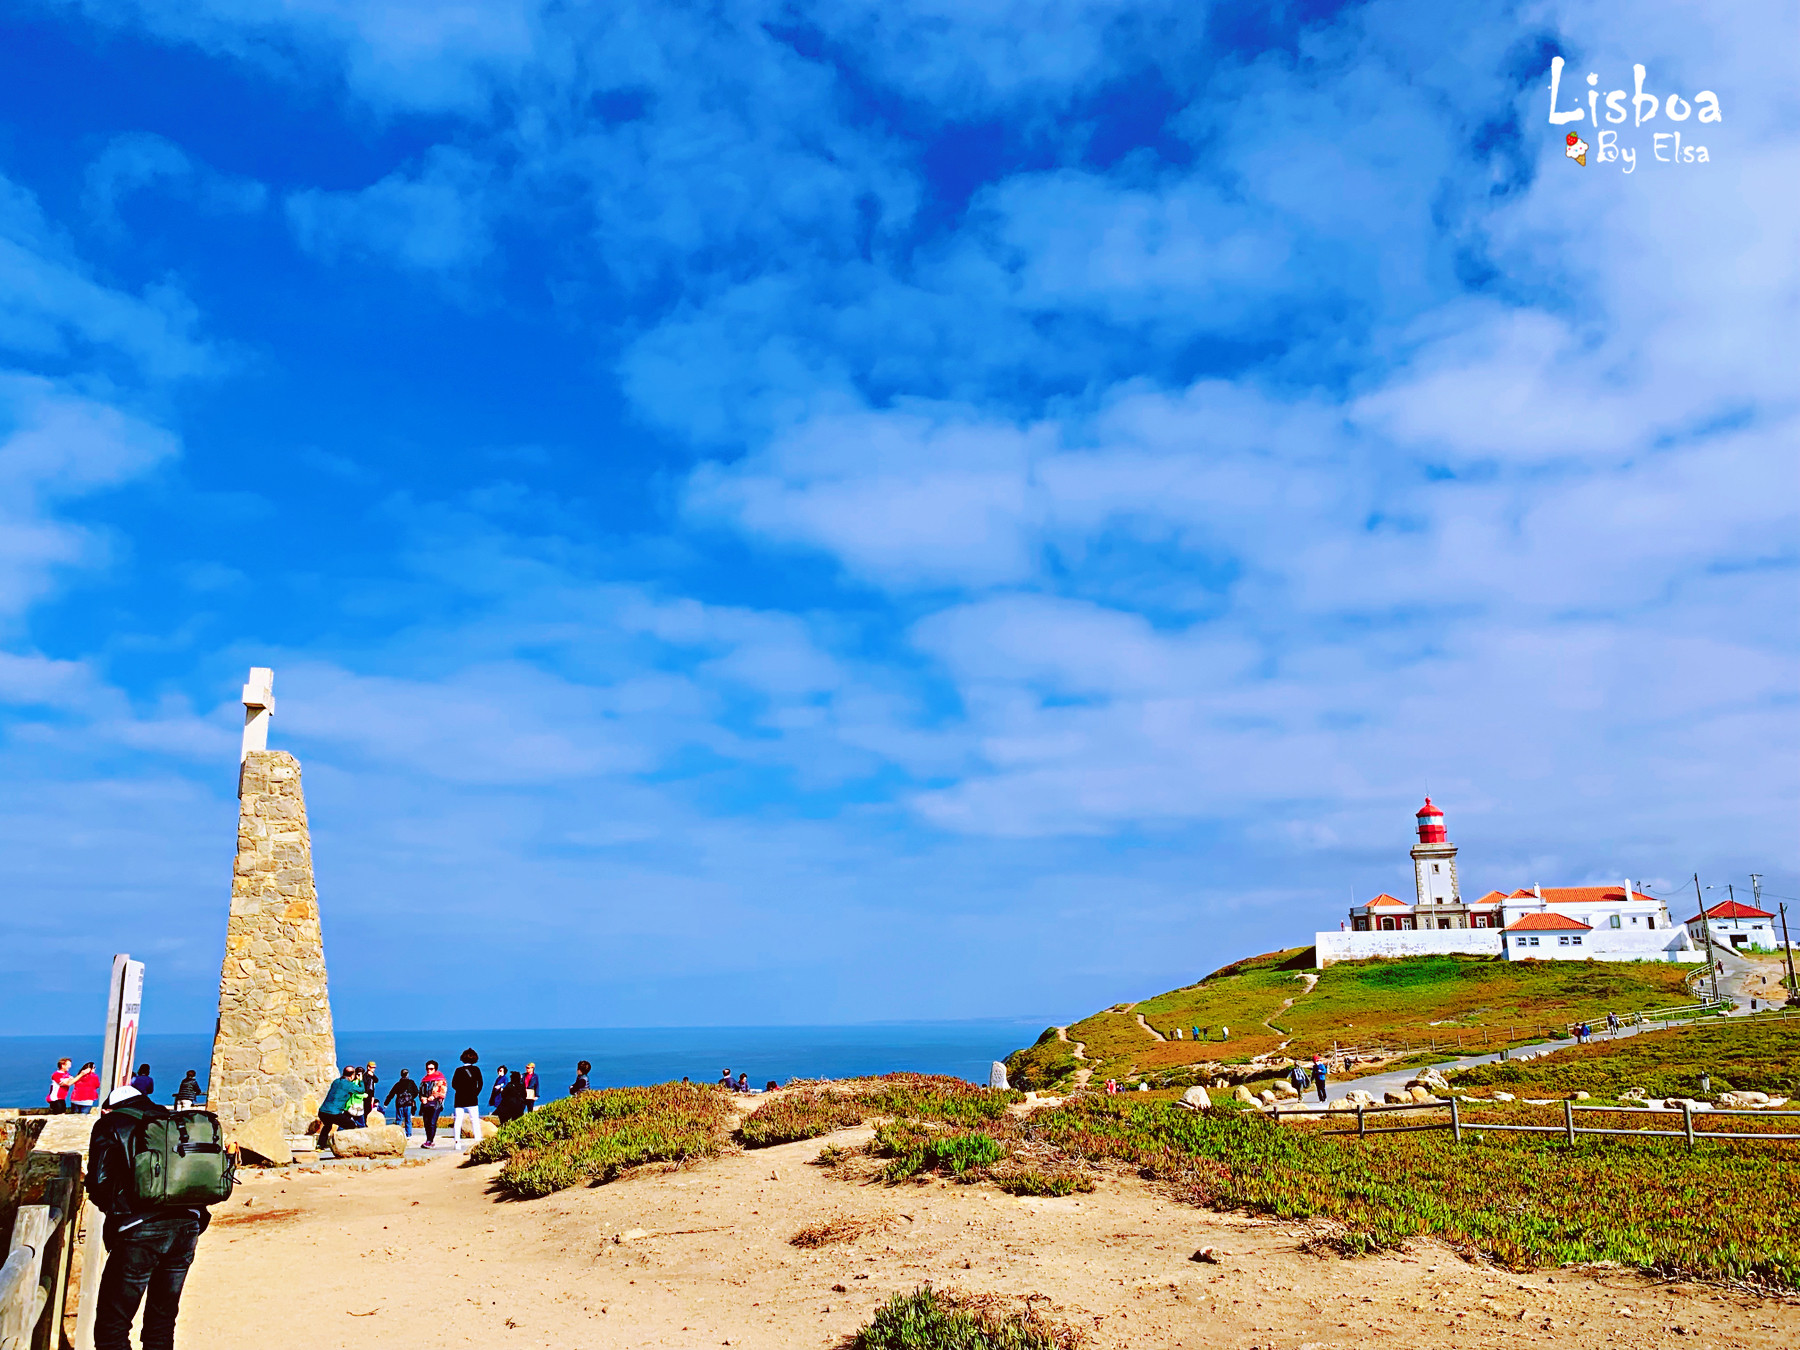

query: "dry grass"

left=789, top=1215, right=887, bottom=1248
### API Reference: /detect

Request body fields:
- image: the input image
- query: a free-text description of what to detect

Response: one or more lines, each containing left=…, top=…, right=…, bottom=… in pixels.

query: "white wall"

left=1315, top=929, right=1503, bottom=967
left=1501, top=928, right=1702, bottom=962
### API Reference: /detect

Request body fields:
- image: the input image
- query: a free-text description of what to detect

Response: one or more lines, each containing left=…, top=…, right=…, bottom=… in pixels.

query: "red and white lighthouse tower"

left=1411, top=796, right=1460, bottom=911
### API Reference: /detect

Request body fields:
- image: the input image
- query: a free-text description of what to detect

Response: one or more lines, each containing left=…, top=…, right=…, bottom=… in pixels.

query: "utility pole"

left=1779, top=901, right=1798, bottom=1005
left=1695, top=874, right=1720, bottom=1005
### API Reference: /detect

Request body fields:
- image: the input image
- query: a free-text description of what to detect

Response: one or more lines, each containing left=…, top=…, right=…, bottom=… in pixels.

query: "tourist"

left=717, top=1067, right=733, bottom=1088
left=419, top=1060, right=448, bottom=1147
left=130, top=1064, right=154, bottom=1097
left=46, top=1057, right=74, bottom=1114
left=86, top=1085, right=218, bottom=1350
left=498, top=1073, right=529, bottom=1124
left=1289, top=1062, right=1309, bottom=1095
left=735, top=1072, right=750, bottom=1093
left=1220, top=1026, right=1229, bottom=1042
left=489, top=1065, right=510, bottom=1112
left=174, top=1071, right=201, bottom=1108
left=384, top=1070, right=420, bottom=1138
left=570, top=1060, right=592, bottom=1094
left=519, top=1062, right=540, bottom=1112
left=1104, top=1078, right=1118, bottom=1095
left=316, top=1067, right=362, bottom=1148
left=450, top=1049, right=485, bottom=1153
left=69, top=1062, right=102, bottom=1114
left=1312, top=1056, right=1328, bottom=1103
left=361, top=1062, right=380, bottom=1124
left=1191, top=1026, right=1200, bottom=1042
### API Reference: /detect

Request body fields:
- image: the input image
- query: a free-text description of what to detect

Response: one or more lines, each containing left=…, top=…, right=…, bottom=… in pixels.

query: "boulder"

left=229, top=1110, right=292, bottom=1167
left=1258, top=1090, right=1277, bottom=1107
left=1179, top=1086, right=1212, bottom=1111
left=1272, top=1081, right=1298, bottom=1099
left=1719, top=1091, right=1770, bottom=1109
left=1383, top=1091, right=1407, bottom=1105
left=1345, top=1090, right=1377, bottom=1107
left=1572, top=1091, right=1591, bottom=1101
left=1408, top=1087, right=1436, bottom=1104
left=1492, top=1092, right=1515, bottom=1103
left=1417, top=1068, right=1452, bottom=1093
left=366, top=1109, right=385, bottom=1128
left=1233, top=1085, right=1258, bottom=1106
left=1763, top=1097, right=1791, bottom=1110
left=329, top=1125, right=407, bottom=1159
left=1327, top=1098, right=1357, bottom=1112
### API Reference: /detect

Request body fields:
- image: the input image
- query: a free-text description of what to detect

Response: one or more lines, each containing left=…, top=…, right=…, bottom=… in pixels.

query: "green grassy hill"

left=1007, top=950, right=1702, bottom=1090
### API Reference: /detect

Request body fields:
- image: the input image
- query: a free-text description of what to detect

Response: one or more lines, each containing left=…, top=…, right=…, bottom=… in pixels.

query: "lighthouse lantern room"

left=1411, top=796, right=1460, bottom=910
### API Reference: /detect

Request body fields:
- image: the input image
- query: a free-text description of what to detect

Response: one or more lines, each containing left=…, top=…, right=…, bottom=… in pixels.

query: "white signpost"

left=98, top=954, right=145, bottom=1094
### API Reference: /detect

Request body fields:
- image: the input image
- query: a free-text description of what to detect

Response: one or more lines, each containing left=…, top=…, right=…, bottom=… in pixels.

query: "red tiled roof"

left=1686, top=899, right=1774, bottom=922
left=1363, top=893, right=1409, bottom=907
left=1504, top=912, right=1593, bottom=933
left=1505, top=886, right=1643, bottom=905
left=1471, top=890, right=1510, bottom=905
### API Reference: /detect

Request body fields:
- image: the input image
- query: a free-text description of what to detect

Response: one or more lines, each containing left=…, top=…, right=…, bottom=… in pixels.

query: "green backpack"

left=130, top=1109, right=237, bottom=1208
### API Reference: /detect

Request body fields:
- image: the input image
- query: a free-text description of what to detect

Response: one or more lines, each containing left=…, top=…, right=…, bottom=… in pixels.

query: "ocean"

left=0, top=1019, right=1049, bottom=1108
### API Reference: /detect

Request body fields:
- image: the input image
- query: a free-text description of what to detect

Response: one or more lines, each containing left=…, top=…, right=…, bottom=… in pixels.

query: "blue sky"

left=1, top=0, right=1794, bottom=1035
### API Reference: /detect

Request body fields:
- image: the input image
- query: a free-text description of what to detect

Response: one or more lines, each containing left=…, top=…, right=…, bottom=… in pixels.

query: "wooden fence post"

left=1357, top=1105, right=1366, bottom=1138
left=1563, top=1099, right=1575, bottom=1146
left=1683, top=1101, right=1695, bottom=1149
left=1451, top=1096, right=1462, bottom=1144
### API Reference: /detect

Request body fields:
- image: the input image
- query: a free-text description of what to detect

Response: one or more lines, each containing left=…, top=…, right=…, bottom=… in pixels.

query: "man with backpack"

left=86, top=1084, right=234, bottom=1350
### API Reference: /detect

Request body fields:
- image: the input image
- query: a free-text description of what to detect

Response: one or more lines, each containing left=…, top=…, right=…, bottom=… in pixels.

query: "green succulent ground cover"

left=850, top=1287, right=1084, bottom=1350
left=1454, top=1017, right=1800, bottom=1100
left=1018, top=1096, right=1800, bottom=1286
left=471, top=1082, right=733, bottom=1198
left=739, top=1075, right=1019, bottom=1146
left=1004, top=1029, right=1081, bottom=1092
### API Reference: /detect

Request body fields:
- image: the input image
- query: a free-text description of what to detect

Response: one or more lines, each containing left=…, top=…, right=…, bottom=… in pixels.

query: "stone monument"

left=205, top=668, right=337, bottom=1141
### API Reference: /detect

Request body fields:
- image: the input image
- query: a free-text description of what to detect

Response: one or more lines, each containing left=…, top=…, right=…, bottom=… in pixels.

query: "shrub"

left=851, top=1287, right=1084, bottom=1350
left=996, top=1170, right=1095, bottom=1197
left=739, top=1075, right=1019, bottom=1148
left=739, top=1091, right=865, bottom=1147
left=871, top=1121, right=1006, bottom=1181
left=471, top=1082, right=733, bottom=1199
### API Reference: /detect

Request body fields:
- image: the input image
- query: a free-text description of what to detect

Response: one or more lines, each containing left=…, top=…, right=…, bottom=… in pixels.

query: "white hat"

left=104, top=1086, right=144, bottom=1107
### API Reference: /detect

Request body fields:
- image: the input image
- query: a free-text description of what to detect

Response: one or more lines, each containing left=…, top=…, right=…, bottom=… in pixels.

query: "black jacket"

left=85, top=1094, right=218, bottom=1224
left=385, top=1076, right=419, bottom=1106
left=451, top=1065, right=484, bottom=1108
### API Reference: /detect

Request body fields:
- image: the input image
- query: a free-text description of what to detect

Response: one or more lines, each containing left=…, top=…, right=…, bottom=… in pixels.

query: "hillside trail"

left=1133, top=1011, right=1166, bottom=1041
left=1052, top=1025, right=1093, bottom=1088
left=1262, top=971, right=1320, bottom=1048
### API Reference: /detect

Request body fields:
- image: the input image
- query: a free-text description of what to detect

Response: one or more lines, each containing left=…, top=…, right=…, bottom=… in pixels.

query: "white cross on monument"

left=241, top=667, right=275, bottom=761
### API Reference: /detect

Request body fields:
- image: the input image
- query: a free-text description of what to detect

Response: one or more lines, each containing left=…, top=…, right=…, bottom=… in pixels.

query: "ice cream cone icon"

left=1565, top=131, right=1588, bottom=166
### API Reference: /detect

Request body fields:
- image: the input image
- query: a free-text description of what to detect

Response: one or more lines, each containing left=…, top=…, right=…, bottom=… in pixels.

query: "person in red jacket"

left=46, top=1057, right=75, bottom=1113
left=68, top=1062, right=103, bottom=1114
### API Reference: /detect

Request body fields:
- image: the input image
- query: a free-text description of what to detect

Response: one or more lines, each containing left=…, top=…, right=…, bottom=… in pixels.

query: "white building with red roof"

left=1316, top=800, right=1702, bottom=967
left=1685, top=898, right=1779, bottom=952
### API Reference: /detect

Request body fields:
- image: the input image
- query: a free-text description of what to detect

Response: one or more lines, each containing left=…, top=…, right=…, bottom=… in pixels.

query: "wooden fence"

left=0, top=1152, right=82, bottom=1350
left=1272, top=1097, right=1800, bottom=1147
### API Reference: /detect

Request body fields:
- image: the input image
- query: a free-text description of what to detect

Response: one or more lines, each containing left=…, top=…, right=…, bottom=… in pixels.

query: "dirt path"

left=183, top=1130, right=1794, bottom=1349
left=1135, top=1012, right=1166, bottom=1041
left=1053, top=1026, right=1093, bottom=1089
left=1264, top=973, right=1320, bottom=1047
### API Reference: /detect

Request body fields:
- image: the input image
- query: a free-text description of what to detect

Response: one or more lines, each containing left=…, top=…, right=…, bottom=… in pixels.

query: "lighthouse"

left=1411, top=796, right=1461, bottom=914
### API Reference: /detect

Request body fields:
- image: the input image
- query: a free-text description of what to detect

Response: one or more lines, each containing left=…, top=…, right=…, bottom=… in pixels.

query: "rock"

left=1233, top=1085, right=1258, bottom=1106
left=1190, top=1247, right=1221, bottom=1264
left=1327, top=1098, right=1357, bottom=1112
left=1719, top=1091, right=1770, bottom=1109
left=1346, top=1090, right=1377, bottom=1107
left=230, top=1110, right=292, bottom=1167
left=1211, top=1079, right=1228, bottom=1091
left=1179, top=1086, right=1212, bottom=1111
left=1418, top=1068, right=1452, bottom=1092
left=1408, top=1087, right=1436, bottom=1104
left=1572, top=1091, right=1591, bottom=1101
left=614, top=1228, right=650, bottom=1244
left=1258, top=1090, right=1277, bottom=1107
left=328, top=1125, right=407, bottom=1158
left=1383, top=1091, right=1407, bottom=1105
left=989, top=1062, right=1010, bottom=1090
left=1493, top=1092, right=1515, bottom=1103
left=1762, top=1097, right=1790, bottom=1110
left=365, top=1109, right=385, bottom=1128
left=1523, top=1099, right=1556, bottom=1106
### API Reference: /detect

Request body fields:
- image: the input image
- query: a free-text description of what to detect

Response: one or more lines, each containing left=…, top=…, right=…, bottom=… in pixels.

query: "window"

left=1647, top=917, right=1655, bottom=929
left=1558, top=935, right=1570, bottom=946
left=1529, top=936, right=1541, bottom=947
left=1432, top=864, right=1440, bottom=873
left=1571, top=936, right=1582, bottom=946
left=1610, top=915, right=1622, bottom=929
left=1380, top=917, right=1395, bottom=931
left=1630, top=916, right=1639, bottom=925
left=1438, top=918, right=1451, bottom=930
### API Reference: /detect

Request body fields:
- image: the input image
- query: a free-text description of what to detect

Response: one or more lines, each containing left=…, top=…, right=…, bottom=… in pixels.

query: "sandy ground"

left=179, top=1119, right=1797, bottom=1350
